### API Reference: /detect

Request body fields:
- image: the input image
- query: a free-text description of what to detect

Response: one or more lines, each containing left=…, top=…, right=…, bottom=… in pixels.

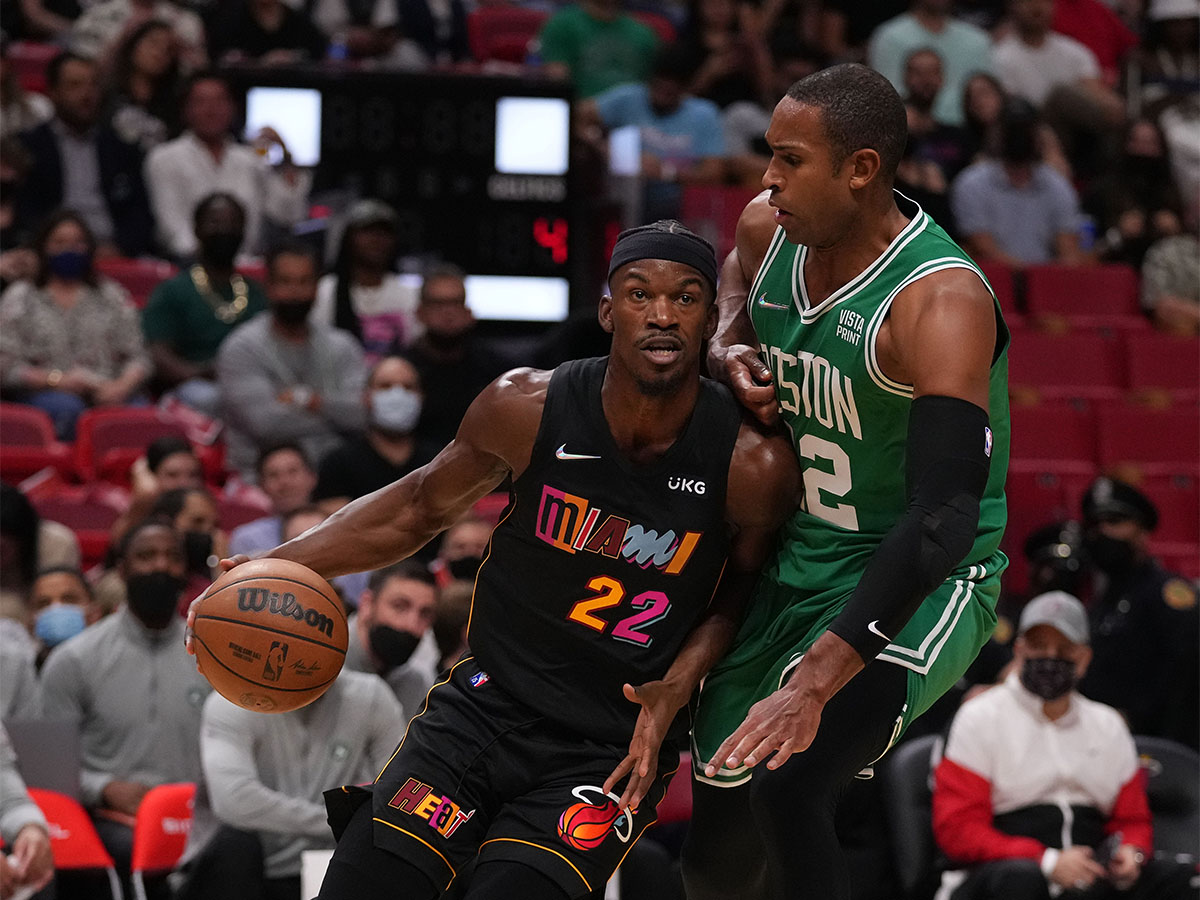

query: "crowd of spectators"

left=0, top=0, right=1197, bottom=897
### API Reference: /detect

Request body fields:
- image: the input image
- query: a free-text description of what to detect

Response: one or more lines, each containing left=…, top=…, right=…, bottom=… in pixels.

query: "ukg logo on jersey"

left=534, top=485, right=702, bottom=575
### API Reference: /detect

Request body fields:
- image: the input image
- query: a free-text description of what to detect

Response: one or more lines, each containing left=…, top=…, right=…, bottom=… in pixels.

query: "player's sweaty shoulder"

left=734, top=191, right=779, bottom=277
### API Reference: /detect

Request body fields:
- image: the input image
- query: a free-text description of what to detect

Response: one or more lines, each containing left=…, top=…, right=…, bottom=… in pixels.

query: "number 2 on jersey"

left=568, top=575, right=671, bottom=646
left=798, top=434, right=859, bottom=530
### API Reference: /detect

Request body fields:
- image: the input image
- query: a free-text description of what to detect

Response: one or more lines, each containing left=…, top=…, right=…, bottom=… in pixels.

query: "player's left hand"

left=184, top=555, right=252, bottom=658
left=704, top=682, right=824, bottom=777
left=603, top=681, right=688, bottom=814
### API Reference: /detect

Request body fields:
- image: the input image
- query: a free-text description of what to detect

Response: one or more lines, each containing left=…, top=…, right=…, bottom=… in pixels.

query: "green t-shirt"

left=538, top=6, right=658, bottom=98
left=141, top=269, right=267, bottom=365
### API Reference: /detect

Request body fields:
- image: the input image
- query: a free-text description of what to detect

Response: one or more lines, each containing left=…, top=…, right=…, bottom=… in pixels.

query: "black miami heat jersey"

left=469, top=356, right=742, bottom=745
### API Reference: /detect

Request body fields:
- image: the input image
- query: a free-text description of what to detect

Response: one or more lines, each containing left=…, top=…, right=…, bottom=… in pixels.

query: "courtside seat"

left=28, top=788, right=123, bottom=899
left=1133, top=736, right=1199, bottom=865
left=130, top=783, right=196, bottom=900
left=879, top=734, right=943, bottom=900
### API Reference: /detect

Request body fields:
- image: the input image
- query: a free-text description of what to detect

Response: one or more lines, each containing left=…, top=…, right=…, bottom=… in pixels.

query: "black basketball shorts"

left=324, top=657, right=680, bottom=898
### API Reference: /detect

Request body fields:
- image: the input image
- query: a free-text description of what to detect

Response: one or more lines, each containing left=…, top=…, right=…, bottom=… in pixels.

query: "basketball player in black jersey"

left=189, top=221, right=799, bottom=900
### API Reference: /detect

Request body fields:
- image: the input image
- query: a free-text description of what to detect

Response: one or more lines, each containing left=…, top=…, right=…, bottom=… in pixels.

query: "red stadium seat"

left=1008, top=401, right=1099, bottom=471
left=0, top=402, right=74, bottom=482
left=1097, top=405, right=1200, bottom=478
left=1124, top=332, right=1200, bottom=405
left=74, top=407, right=191, bottom=483
left=680, top=185, right=761, bottom=261
left=466, top=7, right=548, bottom=63
left=1024, top=263, right=1141, bottom=328
left=1007, top=329, right=1125, bottom=401
left=631, top=10, right=677, bottom=44
left=27, top=788, right=122, bottom=899
left=33, top=488, right=121, bottom=567
left=656, top=753, right=693, bottom=824
left=130, top=783, right=196, bottom=900
left=6, top=42, right=58, bottom=94
left=95, top=258, right=178, bottom=308
left=1156, top=544, right=1199, bottom=580
left=1138, top=473, right=1200, bottom=547
left=218, top=496, right=270, bottom=531
left=978, top=260, right=1020, bottom=320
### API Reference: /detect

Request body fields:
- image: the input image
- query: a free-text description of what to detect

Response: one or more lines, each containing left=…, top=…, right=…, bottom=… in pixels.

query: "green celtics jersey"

left=748, top=193, right=1010, bottom=596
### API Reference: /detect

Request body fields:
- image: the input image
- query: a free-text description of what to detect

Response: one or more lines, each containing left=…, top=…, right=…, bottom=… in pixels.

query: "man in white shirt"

left=144, top=72, right=311, bottom=260
left=992, top=0, right=1124, bottom=149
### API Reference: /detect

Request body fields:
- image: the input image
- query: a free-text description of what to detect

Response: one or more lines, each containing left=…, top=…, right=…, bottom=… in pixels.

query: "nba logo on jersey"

left=984, top=427, right=993, bottom=459
left=470, top=671, right=490, bottom=688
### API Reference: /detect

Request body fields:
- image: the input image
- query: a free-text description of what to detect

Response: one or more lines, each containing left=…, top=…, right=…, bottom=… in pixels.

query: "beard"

left=635, top=367, right=688, bottom=397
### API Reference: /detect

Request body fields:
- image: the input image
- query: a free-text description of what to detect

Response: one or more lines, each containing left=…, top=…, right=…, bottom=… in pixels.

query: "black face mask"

left=1019, top=656, right=1078, bottom=701
left=199, top=232, right=242, bottom=267
left=367, top=625, right=421, bottom=672
left=1085, top=533, right=1138, bottom=578
left=447, top=555, right=483, bottom=581
left=183, top=530, right=214, bottom=575
left=125, top=571, right=187, bottom=630
left=271, top=300, right=314, bottom=327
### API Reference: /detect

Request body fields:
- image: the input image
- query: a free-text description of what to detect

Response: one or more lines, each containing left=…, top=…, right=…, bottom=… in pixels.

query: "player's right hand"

left=722, top=344, right=778, bottom=426
left=184, top=555, right=251, bottom=657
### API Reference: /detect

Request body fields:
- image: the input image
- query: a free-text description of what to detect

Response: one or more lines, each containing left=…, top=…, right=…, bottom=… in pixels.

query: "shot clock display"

left=236, top=69, right=576, bottom=321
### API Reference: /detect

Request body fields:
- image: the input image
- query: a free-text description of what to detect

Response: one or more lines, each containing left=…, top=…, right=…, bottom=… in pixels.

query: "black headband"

left=607, top=227, right=718, bottom=293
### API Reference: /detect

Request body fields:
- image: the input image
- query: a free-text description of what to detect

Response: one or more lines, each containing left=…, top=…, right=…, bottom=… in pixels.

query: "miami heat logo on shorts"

left=556, top=785, right=633, bottom=851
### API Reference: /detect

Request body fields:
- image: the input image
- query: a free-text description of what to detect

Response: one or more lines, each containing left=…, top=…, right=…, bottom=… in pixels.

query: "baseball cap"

left=346, top=198, right=399, bottom=229
left=1081, top=477, right=1158, bottom=531
left=1018, top=591, right=1090, bottom=645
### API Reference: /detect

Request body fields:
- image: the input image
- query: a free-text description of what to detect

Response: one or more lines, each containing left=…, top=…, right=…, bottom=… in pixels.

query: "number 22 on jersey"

left=567, top=575, right=672, bottom=647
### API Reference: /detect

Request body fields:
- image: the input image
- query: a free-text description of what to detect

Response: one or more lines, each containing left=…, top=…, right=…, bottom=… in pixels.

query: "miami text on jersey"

left=535, top=484, right=702, bottom=575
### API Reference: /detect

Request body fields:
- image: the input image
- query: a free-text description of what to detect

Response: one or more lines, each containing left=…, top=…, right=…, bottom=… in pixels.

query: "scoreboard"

left=232, top=67, right=579, bottom=319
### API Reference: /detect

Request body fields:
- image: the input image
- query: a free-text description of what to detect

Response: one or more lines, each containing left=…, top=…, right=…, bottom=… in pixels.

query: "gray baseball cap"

left=1018, top=591, right=1090, bottom=645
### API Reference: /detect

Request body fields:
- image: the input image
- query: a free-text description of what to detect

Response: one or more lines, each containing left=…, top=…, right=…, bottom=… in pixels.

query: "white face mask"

left=371, top=386, right=422, bottom=434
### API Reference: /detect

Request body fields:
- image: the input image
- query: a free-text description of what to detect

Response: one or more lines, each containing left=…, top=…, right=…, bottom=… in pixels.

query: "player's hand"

left=9, top=823, right=53, bottom=889
left=185, top=555, right=251, bottom=657
left=1108, top=844, right=1143, bottom=890
left=1050, top=845, right=1106, bottom=891
left=704, top=682, right=823, bottom=777
left=721, top=344, right=778, bottom=426
left=602, top=681, right=687, bottom=814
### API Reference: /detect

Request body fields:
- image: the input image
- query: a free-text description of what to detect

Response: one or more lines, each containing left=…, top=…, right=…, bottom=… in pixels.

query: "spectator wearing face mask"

left=217, top=240, right=367, bottom=480
left=932, top=591, right=1198, bottom=900
left=142, top=192, right=267, bottom=416
left=1076, top=477, right=1199, bottom=750
left=428, top=512, right=491, bottom=589
left=345, top=560, right=440, bottom=719
left=28, top=566, right=96, bottom=667
left=311, top=354, right=438, bottom=515
left=149, top=487, right=228, bottom=606
left=40, top=518, right=212, bottom=882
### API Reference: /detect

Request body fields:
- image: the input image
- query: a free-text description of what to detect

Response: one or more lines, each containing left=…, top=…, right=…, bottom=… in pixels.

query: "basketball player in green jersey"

left=682, top=64, right=1010, bottom=899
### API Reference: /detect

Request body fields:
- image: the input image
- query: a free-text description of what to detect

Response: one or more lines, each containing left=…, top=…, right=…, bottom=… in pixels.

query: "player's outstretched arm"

left=265, top=368, right=546, bottom=577
left=707, top=192, right=779, bottom=426
left=606, top=420, right=800, bottom=810
left=707, top=269, right=999, bottom=775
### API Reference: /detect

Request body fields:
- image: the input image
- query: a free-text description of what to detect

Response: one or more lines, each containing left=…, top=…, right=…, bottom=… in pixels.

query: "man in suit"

left=16, top=51, right=154, bottom=257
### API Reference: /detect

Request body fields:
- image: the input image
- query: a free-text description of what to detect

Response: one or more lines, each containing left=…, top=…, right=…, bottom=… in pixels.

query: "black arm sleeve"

left=826, top=395, right=992, bottom=663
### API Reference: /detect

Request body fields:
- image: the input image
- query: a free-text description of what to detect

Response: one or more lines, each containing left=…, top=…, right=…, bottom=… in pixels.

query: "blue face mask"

left=34, top=603, right=86, bottom=647
left=45, top=250, right=91, bottom=280
left=370, top=386, right=422, bottom=434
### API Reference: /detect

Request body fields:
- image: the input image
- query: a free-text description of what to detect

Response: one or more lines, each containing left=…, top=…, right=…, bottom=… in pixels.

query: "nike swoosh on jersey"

left=757, top=293, right=791, bottom=310
left=867, top=620, right=892, bottom=641
left=555, top=444, right=602, bottom=461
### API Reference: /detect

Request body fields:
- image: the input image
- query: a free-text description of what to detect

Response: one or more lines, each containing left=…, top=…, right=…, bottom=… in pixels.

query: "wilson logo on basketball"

left=237, top=587, right=335, bottom=638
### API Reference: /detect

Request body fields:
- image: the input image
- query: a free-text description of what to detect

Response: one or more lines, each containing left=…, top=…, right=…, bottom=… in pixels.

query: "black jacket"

left=16, top=120, right=155, bottom=257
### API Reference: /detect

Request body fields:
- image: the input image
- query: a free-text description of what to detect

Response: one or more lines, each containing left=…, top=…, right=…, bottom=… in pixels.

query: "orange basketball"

left=192, top=558, right=348, bottom=713
left=557, top=800, right=621, bottom=851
